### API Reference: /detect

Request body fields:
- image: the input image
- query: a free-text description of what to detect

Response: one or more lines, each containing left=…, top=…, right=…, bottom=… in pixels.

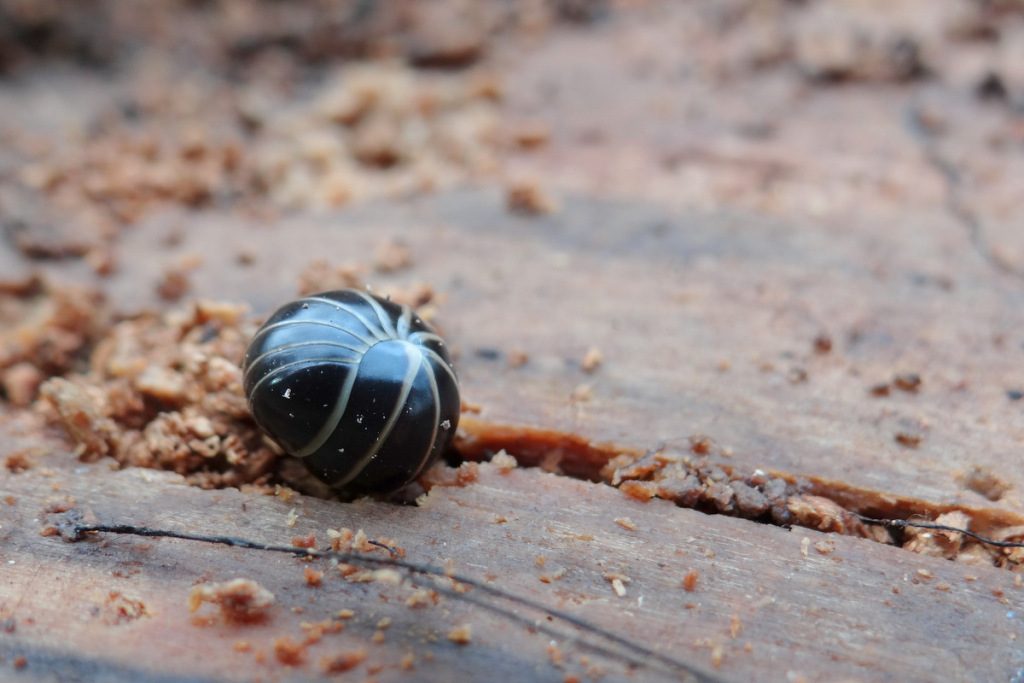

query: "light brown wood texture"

left=2, top=2, right=1024, bottom=681
left=2, top=427, right=1022, bottom=683
left=102, top=184, right=1024, bottom=520
left=6, top=5, right=1021, bottom=519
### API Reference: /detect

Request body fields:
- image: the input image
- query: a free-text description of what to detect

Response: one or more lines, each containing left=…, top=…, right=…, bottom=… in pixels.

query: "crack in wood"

left=455, top=417, right=1024, bottom=570
left=58, top=518, right=725, bottom=683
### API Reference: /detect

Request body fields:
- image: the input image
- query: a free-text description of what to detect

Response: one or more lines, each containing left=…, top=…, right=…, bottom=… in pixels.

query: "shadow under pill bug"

left=242, top=289, right=460, bottom=495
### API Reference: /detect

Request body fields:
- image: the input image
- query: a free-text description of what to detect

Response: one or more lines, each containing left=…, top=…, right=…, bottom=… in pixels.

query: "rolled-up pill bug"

left=242, top=289, right=460, bottom=495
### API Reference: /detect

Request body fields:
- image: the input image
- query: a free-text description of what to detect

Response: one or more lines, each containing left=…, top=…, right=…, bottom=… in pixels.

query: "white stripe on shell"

left=253, top=318, right=376, bottom=348
left=397, top=305, right=413, bottom=339
left=353, top=290, right=398, bottom=339
left=331, top=342, right=419, bottom=487
left=408, top=331, right=444, bottom=347
left=293, top=361, right=361, bottom=459
left=301, top=296, right=388, bottom=341
left=408, top=351, right=441, bottom=481
left=420, top=347, right=458, bottom=387
left=247, top=357, right=357, bottom=405
left=245, top=340, right=364, bottom=373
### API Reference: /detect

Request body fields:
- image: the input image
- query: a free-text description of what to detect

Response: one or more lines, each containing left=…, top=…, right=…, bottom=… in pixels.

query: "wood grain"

left=95, top=187, right=1024, bottom=521
left=2, top=431, right=1022, bottom=683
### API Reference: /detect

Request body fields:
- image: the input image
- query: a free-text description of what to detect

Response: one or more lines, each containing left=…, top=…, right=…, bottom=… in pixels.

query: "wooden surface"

left=2, top=429, right=1023, bottom=683
left=104, top=187, right=1024, bottom=520
left=2, top=1, right=1024, bottom=681
left=5, top=3, right=1023, bottom=518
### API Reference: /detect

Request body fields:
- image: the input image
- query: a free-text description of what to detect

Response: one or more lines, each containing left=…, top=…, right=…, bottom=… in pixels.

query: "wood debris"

left=447, top=624, right=472, bottom=645
left=188, top=578, right=275, bottom=624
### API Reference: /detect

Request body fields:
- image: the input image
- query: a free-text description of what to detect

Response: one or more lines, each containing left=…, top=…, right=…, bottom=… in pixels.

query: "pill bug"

left=242, top=289, right=460, bottom=495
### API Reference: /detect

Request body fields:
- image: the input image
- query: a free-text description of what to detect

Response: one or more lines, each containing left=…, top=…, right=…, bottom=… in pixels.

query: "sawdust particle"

left=304, top=567, right=323, bottom=587
left=447, top=624, right=472, bottom=644
left=490, top=449, right=518, bottom=472
left=273, top=637, right=305, bottom=666
left=581, top=346, right=603, bottom=373
left=321, top=649, right=366, bottom=673
left=188, top=578, right=275, bottom=624
left=614, top=517, right=638, bottom=531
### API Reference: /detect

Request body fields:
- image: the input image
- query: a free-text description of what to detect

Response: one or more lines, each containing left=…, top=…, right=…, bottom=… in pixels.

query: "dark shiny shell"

left=242, top=289, right=460, bottom=494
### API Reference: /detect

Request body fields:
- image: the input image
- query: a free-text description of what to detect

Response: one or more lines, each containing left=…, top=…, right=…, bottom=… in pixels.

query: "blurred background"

left=1, top=0, right=1021, bottom=286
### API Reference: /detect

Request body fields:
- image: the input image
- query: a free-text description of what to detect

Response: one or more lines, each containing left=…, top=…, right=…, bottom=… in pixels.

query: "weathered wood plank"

left=2, top=434, right=1021, bottom=683
left=2, top=0, right=1020, bottom=519
left=91, top=188, right=1024, bottom=521
left=2, top=2, right=1024, bottom=681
